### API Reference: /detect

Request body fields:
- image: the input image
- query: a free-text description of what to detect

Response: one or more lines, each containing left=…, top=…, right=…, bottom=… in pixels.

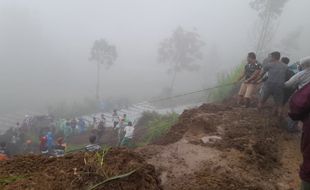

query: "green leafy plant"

left=209, top=63, right=243, bottom=102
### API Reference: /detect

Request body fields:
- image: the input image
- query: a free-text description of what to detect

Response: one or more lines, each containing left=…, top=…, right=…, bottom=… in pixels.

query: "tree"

left=250, top=0, right=290, bottom=58
left=158, top=27, right=205, bottom=91
left=89, top=39, right=117, bottom=99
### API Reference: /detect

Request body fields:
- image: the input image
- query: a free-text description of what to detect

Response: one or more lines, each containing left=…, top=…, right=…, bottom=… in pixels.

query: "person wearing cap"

left=285, top=56, right=310, bottom=90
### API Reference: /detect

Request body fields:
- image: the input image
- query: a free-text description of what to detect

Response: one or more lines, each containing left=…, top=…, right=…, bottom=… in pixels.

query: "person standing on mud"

left=258, top=51, right=288, bottom=117
left=70, top=118, right=77, bottom=135
left=237, top=52, right=262, bottom=107
left=288, top=81, right=310, bottom=189
left=0, top=142, right=10, bottom=160
left=85, top=135, right=101, bottom=152
left=282, top=57, right=295, bottom=106
left=112, top=110, right=120, bottom=128
left=121, top=121, right=135, bottom=148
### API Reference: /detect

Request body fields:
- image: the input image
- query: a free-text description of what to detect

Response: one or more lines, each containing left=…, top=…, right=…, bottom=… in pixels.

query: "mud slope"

left=137, top=103, right=301, bottom=190
left=0, top=148, right=162, bottom=190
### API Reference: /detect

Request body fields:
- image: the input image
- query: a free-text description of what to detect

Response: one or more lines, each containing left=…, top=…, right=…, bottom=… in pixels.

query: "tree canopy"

left=250, top=0, right=290, bottom=19
left=89, top=39, right=117, bottom=69
left=158, top=27, right=205, bottom=73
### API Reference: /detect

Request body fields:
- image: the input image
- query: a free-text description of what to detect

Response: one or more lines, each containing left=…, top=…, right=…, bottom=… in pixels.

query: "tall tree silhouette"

left=89, top=39, right=117, bottom=99
left=158, top=27, right=204, bottom=92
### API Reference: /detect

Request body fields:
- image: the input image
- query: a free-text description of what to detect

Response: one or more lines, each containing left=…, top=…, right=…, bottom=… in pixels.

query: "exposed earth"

left=0, top=103, right=302, bottom=190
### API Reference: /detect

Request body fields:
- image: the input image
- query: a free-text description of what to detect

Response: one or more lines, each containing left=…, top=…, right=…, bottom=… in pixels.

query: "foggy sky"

left=0, top=0, right=309, bottom=113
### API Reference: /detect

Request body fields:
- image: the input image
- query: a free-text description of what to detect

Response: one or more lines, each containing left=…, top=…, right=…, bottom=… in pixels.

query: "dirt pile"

left=137, top=103, right=301, bottom=190
left=153, top=104, right=231, bottom=145
left=0, top=148, right=162, bottom=190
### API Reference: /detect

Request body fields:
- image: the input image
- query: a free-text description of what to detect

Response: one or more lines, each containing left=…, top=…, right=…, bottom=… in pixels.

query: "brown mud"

left=137, top=103, right=302, bottom=190
left=0, top=103, right=302, bottom=190
left=0, top=148, right=162, bottom=190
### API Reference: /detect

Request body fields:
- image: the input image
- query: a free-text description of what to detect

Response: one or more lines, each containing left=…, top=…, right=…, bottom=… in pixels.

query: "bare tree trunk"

left=170, top=68, right=177, bottom=92
left=255, top=0, right=273, bottom=59
left=96, top=63, right=100, bottom=100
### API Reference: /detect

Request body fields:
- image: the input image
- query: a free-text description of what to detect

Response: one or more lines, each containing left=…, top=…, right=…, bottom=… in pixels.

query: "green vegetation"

left=135, top=111, right=179, bottom=146
left=209, top=63, right=244, bottom=102
left=83, top=146, right=138, bottom=190
left=0, top=176, right=25, bottom=187
left=65, top=144, right=87, bottom=153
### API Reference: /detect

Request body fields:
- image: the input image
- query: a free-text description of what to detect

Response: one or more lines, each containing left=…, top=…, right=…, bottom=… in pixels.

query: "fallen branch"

left=87, top=169, right=138, bottom=190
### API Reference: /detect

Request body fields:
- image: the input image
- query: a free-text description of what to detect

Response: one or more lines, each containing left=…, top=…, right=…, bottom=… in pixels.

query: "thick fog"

left=0, top=0, right=309, bottom=114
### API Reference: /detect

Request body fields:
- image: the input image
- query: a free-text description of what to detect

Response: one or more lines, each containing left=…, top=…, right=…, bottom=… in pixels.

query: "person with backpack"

left=288, top=82, right=310, bottom=190
left=287, top=57, right=310, bottom=189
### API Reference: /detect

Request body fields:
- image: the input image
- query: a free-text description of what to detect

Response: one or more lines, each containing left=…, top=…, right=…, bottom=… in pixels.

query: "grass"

left=65, top=144, right=87, bottom=153
left=209, top=63, right=244, bottom=102
left=135, top=111, right=179, bottom=146
left=82, top=146, right=138, bottom=190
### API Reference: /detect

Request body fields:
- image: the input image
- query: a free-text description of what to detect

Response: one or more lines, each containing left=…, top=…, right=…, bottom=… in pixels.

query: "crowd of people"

left=0, top=109, right=136, bottom=160
left=238, top=51, right=310, bottom=189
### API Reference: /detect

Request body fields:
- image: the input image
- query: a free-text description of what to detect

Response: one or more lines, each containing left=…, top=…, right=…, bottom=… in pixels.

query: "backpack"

left=289, top=82, right=310, bottom=121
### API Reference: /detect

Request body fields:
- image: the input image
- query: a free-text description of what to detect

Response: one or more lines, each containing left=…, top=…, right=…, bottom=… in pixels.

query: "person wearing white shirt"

left=120, top=122, right=134, bottom=147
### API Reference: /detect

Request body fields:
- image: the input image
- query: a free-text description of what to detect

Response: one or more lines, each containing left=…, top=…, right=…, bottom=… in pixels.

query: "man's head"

left=89, top=135, right=97, bottom=144
left=300, top=56, right=310, bottom=70
left=123, top=114, right=127, bottom=118
left=281, top=57, right=290, bottom=65
left=270, top=51, right=281, bottom=62
left=247, top=52, right=256, bottom=64
left=128, top=121, right=133, bottom=126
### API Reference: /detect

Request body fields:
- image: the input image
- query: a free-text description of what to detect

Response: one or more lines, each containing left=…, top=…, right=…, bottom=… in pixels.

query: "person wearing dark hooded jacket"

left=288, top=81, right=310, bottom=189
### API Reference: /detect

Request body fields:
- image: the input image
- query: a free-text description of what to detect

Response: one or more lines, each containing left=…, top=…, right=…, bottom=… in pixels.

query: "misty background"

left=0, top=0, right=309, bottom=114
